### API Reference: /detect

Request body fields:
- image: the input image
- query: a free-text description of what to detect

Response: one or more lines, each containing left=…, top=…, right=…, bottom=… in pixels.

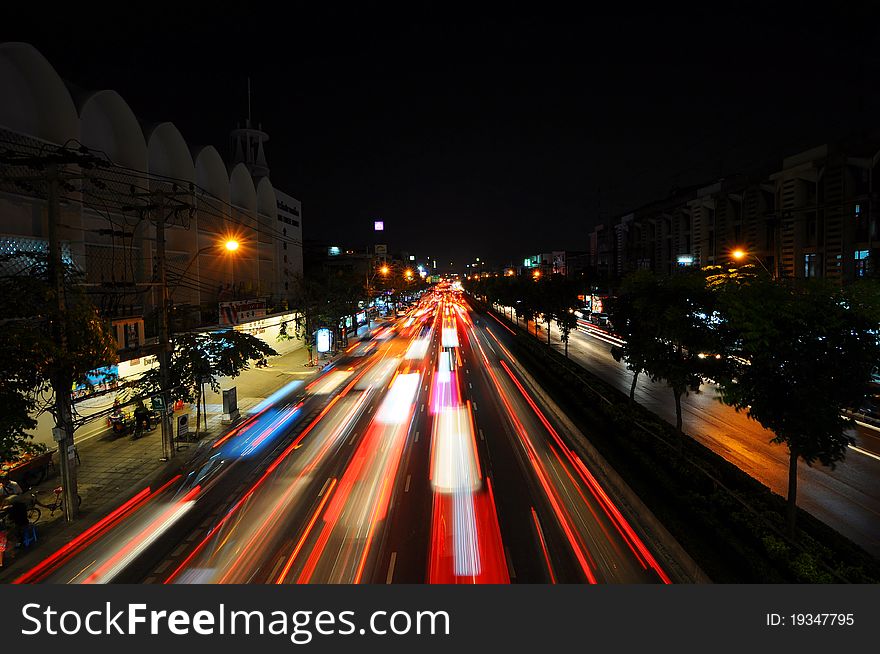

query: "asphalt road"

left=14, top=290, right=673, bottom=583
left=496, top=305, right=880, bottom=558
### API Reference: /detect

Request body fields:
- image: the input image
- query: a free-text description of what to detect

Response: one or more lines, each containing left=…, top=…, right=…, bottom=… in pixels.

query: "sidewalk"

left=0, top=334, right=362, bottom=580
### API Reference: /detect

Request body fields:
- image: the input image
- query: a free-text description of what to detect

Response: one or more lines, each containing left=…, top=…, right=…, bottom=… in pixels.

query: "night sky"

left=6, top=6, right=880, bottom=269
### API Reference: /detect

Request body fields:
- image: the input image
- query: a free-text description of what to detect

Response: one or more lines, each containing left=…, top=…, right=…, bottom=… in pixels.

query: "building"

left=0, top=42, right=304, bottom=368
left=588, top=135, right=880, bottom=285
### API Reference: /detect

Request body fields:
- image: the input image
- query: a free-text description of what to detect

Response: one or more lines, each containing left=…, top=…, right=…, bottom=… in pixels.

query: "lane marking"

left=404, top=474, right=411, bottom=492
left=386, top=552, right=397, bottom=584
left=479, top=428, right=485, bottom=441
left=414, top=431, right=420, bottom=443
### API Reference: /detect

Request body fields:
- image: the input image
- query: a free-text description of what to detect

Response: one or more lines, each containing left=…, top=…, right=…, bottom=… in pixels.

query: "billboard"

left=219, top=299, right=267, bottom=326
left=316, top=327, right=332, bottom=354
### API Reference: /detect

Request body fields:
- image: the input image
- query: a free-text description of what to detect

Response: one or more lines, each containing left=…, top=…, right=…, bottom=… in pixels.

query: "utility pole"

left=47, top=163, right=79, bottom=521
left=155, top=190, right=173, bottom=461
left=128, top=185, right=193, bottom=461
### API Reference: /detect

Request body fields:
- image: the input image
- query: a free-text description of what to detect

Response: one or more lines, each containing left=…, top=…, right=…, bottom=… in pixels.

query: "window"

left=855, top=250, right=869, bottom=278
left=855, top=203, right=861, bottom=217
left=804, top=253, right=819, bottom=278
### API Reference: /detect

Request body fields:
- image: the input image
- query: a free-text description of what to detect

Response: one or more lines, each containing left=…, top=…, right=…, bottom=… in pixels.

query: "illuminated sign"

left=328, top=246, right=340, bottom=256
left=677, top=255, right=694, bottom=265
left=316, top=328, right=332, bottom=354
left=374, top=220, right=384, bottom=231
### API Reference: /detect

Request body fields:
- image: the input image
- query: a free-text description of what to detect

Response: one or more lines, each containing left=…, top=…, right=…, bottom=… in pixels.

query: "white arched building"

left=0, top=42, right=304, bottom=364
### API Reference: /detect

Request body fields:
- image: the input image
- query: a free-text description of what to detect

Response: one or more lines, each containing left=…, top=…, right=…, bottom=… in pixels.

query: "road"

left=14, top=290, right=672, bottom=584
left=495, top=305, right=880, bottom=558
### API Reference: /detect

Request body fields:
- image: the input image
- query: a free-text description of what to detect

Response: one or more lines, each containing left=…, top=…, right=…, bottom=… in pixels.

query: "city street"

left=495, top=306, right=880, bottom=558
left=13, top=290, right=680, bottom=583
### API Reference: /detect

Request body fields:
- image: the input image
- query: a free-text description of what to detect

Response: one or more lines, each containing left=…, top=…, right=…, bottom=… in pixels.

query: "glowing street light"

left=532, top=269, right=541, bottom=279
left=730, top=247, right=771, bottom=275
left=225, top=239, right=240, bottom=252
left=380, top=265, right=390, bottom=275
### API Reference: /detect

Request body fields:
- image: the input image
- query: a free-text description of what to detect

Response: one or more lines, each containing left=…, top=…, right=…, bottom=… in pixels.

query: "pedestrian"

left=0, top=475, right=22, bottom=499
left=6, top=499, right=30, bottom=549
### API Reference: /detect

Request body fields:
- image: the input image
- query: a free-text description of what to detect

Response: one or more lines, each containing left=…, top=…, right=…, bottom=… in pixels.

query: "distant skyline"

left=5, top=5, right=880, bottom=267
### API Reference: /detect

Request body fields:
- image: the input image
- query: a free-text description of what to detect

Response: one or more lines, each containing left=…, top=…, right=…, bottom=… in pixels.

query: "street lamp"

left=365, top=263, right=392, bottom=328
left=731, top=248, right=771, bottom=276
left=170, top=239, right=242, bottom=300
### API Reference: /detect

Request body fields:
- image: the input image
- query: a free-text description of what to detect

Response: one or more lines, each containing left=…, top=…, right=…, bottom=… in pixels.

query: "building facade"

left=588, top=137, right=880, bottom=284
left=0, top=42, right=304, bottom=359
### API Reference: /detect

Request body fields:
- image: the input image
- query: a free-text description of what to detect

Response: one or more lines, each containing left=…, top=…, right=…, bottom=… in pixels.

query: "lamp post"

left=365, top=263, right=390, bottom=328
left=159, top=238, right=240, bottom=457
left=731, top=248, right=772, bottom=276
left=170, top=239, right=241, bottom=301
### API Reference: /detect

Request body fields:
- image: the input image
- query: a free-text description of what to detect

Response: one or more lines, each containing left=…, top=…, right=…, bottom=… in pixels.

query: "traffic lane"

left=168, top=389, right=381, bottom=584
left=164, top=330, right=414, bottom=584
left=457, top=316, right=577, bottom=582
left=467, top=313, right=666, bottom=583
left=499, top=306, right=880, bottom=558
left=272, top=329, right=429, bottom=583
left=371, top=312, right=443, bottom=583
left=27, top=343, right=395, bottom=583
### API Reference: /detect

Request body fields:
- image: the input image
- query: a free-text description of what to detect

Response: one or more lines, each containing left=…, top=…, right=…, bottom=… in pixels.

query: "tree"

left=714, top=274, right=880, bottom=535
left=609, top=270, right=662, bottom=402
left=137, top=330, right=278, bottom=435
left=0, top=253, right=117, bottom=462
left=612, top=269, right=721, bottom=438
left=556, top=309, right=578, bottom=358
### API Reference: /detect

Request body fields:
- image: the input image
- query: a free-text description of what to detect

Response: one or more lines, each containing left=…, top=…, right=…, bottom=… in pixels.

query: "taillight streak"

left=14, top=475, right=182, bottom=584
left=498, top=359, right=671, bottom=584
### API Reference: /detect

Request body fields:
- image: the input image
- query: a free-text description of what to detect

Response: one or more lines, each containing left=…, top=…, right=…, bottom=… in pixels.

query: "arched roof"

left=0, top=42, right=78, bottom=144
left=229, top=162, right=256, bottom=211
left=194, top=146, right=230, bottom=204
left=79, top=89, right=147, bottom=170
left=146, top=122, right=194, bottom=183
left=256, top=176, right=276, bottom=217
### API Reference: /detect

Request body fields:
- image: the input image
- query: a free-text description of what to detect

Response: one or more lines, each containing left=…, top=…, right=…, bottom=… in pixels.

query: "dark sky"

left=6, top=5, right=880, bottom=269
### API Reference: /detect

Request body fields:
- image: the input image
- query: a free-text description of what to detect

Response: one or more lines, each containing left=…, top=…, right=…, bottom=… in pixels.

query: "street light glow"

left=731, top=249, right=746, bottom=260
left=380, top=265, right=390, bottom=275
left=225, top=239, right=240, bottom=252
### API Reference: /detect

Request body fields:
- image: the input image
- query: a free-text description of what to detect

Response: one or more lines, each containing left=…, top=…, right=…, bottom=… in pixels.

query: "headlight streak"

left=212, top=393, right=372, bottom=584
left=82, top=484, right=202, bottom=584
left=165, top=362, right=381, bottom=584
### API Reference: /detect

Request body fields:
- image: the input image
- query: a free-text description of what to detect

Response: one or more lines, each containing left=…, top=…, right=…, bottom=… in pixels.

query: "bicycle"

left=27, top=486, right=82, bottom=523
